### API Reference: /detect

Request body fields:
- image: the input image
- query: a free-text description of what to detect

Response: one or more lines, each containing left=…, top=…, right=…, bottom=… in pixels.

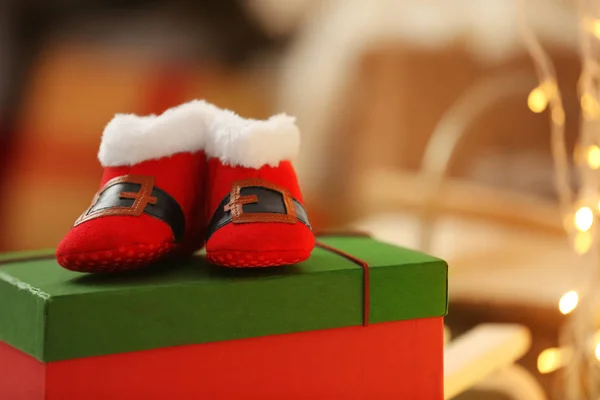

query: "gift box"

left=0, top=235, right=447, bottom=399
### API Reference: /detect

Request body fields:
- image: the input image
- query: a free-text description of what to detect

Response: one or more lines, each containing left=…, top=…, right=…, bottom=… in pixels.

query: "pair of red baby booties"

left=56, top=100, right=314, bottom=273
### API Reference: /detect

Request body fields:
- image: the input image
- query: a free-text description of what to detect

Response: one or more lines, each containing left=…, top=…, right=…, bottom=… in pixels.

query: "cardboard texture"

left=0, top=236, right=447, bottom=362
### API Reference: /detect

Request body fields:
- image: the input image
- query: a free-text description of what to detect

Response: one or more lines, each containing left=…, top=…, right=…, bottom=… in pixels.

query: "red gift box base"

left=0, top=317, right=443, bottom=399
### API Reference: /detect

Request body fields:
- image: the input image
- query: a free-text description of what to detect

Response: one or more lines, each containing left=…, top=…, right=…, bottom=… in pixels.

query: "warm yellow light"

left=588, top=146, right=600, bottom=169
left=581, top=93, right=600, bottom=120
left=559, top=291, right=579, bottom=315
left=582, top=93, right=592, bottom=108
left=528, top=87, right=548, bottom=113
left=575, top=207, right=594, bottom=232
left=537, top=348, right=563, bottom=374
left=593, top=330, right=600, bottom=361
left=587, top=18, right=600, bottom=39
left=594, top=330, right=600, bottom=345
left=575, top=231, right=593, bottom=255
left=593, top=22, right=600, bottom=38
left=594, top=331, right=600, bottom=361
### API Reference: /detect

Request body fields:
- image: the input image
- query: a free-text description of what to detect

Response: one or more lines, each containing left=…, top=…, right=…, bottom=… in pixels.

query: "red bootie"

left=204, top=110, right=315, bottom=267
left=56, top=100, right=217, bottom=273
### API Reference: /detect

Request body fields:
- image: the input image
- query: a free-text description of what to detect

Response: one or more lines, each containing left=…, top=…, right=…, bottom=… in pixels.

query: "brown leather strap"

left=75, top=175, right=186, bottom=242
left=207, top=179, right=312, bottom=240
left=313, top=230, right=371, bottom=238
left=315, top=239, right=371, bottom=326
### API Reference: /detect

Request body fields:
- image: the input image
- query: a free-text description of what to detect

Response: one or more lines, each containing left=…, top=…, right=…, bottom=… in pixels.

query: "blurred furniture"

left=351, top=74, right=581, bottom=396
left=444, top=324, right=546, bottom=400
left=277, top=0, right=580, bottom=227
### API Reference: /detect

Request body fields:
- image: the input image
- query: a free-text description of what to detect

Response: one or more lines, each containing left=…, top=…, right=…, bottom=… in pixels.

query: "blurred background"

left=0, top=0, right=596, bottom=399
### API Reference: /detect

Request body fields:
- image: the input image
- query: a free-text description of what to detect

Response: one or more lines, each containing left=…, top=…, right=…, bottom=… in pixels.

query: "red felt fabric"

left=56, top=152, right=207, bottom=272
left=205, top=158, right=315, bottom=267
left=0, top=340, right=45, bottom=400
left=0, top=317, right=444, bottom=399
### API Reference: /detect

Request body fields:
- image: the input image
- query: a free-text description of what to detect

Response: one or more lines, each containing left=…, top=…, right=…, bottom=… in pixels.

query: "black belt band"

left=75, top=175, right=186, bottom=242
left=207, top=180, right=312, bottom=240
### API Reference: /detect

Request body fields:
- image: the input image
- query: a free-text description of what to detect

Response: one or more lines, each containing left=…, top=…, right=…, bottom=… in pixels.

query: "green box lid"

left=0, top=236, right=447, bottom=362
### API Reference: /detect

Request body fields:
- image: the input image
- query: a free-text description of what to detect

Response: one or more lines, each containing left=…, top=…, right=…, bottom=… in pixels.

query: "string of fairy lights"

left=520, top=0, right=600, bottom=398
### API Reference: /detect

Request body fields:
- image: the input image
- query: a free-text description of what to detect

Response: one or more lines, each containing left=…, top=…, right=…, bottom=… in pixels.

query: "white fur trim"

left=98, top=99, right=300, bottom=168
left=205, top=110, right=300, bottom=168
left=98, top=99, right=220, bottom=167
